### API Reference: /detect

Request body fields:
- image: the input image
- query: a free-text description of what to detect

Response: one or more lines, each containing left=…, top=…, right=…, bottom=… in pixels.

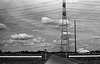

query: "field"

left=0, top=58, right=47, bottom=64
left=0, top=57, right=100, bottom=64
left=68, top=57, right=100, bottom=64
left=0, top=53, right=100, bottom=64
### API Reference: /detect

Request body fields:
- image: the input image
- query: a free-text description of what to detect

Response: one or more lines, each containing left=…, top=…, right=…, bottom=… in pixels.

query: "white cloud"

left=60, top=32, right=74, bottom=38
left=33, top=37, right=46, bottom=43
left=69, top=38, right=79, bottom=42
left=0, top=23, right=7, bottom=30
left=92, top=36, right=100, bottom=39
left=33, top=30, right=41, bottom=32
left=37, top=42, right=55, bottom=48
left=41, top=17, right=71, bottom=26
left=6, top=39, right=25, bottom=43
left=23, top=42, right=34, bottom=46
left=77, top=48, right=90, bottom=53
left=33, top=38, right=40, bottom=43
left=11, top=33, right=34, bottom=40
left=41, top=17, right=54, bottom=23
left=41, top=17, right=73, bottom=30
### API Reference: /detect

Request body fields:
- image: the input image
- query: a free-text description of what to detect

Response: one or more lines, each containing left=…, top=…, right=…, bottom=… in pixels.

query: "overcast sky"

left=0, top=0, right=100, bottom=52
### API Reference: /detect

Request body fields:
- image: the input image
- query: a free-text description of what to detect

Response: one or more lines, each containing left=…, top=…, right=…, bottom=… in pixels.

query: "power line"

left=7, top=13, right=100, bottom=28
left=0, top=1, right=100, bottom=13
left=0, top=8, right=61, bottom=20
left=0, top=6, right=99, bottom=22
left=0, top=1, right=61, bottom=12
left=0, top=2, right=61, bottom=13
left=69, top=1, right=100, bottom=6
left=0, top=6, right=100, bottom=16
left=1, top=7, right=100, bottom=20
left=66, top=8, right=100, bottom=14
left=1, top=8, right=100, bottom=22
left=80, top=1, right=100, bottom=3
left=10, top=17, right=100, bottom=29
left=1, top=6, right=100, bottom=18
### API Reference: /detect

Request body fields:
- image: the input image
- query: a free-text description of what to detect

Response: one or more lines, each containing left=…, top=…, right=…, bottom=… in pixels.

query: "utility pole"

left=44, top=49, right=47, bottom=59
left=60, top=0, right=69, bottom=52
left=74, top=20, right=77, bottom=53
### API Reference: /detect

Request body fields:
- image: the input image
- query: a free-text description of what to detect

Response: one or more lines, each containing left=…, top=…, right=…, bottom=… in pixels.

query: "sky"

left=0, top=0, right=100, bottom=52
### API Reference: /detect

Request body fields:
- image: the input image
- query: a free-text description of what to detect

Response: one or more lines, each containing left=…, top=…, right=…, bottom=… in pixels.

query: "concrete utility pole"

left=74, top=20, right=77, bottom=53
left=44, top=49, right=47, bottom=59
left=60, top=0, right=69, bottom=52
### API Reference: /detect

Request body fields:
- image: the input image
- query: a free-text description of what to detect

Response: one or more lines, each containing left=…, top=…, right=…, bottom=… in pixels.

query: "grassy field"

left=0, top=53, right=100, bottom=64
left=0, top=58, right=47, bottom=64
left=0, top=57, right=100, bottom=64
left=69, top=57, right=100, bottom=64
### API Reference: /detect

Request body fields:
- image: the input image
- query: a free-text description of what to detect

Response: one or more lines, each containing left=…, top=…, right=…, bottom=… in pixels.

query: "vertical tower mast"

left=60, top=0, right=69, bottom=52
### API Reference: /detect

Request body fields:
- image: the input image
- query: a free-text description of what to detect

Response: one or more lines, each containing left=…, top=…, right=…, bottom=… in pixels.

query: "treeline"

left=1, top=50, right=100, bottom=54
left=0, top=50, right=47, bottom=54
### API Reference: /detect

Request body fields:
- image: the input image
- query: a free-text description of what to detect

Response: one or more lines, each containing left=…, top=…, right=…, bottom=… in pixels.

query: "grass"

left=0, top=53, right=100, bottom=64
left=0, top=58, right=47, bottom=64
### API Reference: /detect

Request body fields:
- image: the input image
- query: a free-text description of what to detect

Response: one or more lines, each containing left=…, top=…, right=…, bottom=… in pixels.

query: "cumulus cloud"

left=92, top=36, right=100, bottom=39
left=41, top=17, right=71, bottom=26
left=11, top=33, right=34, bottom=40
left=6, top=39, right=25, bottom=43
left=60, top=32, right=74, bottom=39
left=37, top=42, right=56, bottom=49
left=41, top=17, right=54, bottom=23
left=77, top=48, right=90, bottom=53
left=23, top=42, right=34, bottom=46
left=0, top=23, right=7, bottom=30
left=33, top=37, right=46, bottom=43
left=33, top=38, right=40, bottom=43
left=38, top=43, right=50, bottom=47
left=41, top=17, right=73, bottom=30
left=69, top=38, right=79, bottom=42
left=0, top=39, right=26, bottom=47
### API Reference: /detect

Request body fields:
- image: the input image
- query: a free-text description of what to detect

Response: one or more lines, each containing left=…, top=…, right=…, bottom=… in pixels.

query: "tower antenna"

left=60, top=0, right=69, bottom=52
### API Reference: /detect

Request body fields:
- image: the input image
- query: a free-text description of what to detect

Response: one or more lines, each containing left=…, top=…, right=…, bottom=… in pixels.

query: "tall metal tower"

left=60, top=0, right=69, bottom=52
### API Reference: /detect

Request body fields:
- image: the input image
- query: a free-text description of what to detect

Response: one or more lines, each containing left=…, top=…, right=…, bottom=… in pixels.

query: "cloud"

left=41, top=17, right=54, bottom=23
left=0, top=39, right=25, bottom=47
left=0, top=42, right=6, bottom=47
left=23, top=42, right=34, bottom=46
left=92, top=36, right=100, bottom=39
left=0, top=23, right=7, bottom=30
left=37, top=42, right=56, bottom=49
left=33, top=38, right=40, bottom=43
left=11, top=33, right=34, bottom=40
left=33, top=30, right=41, bottom=32
left=60, top=32, right=74, bottom=38
left=41, top=17, right=71, bottom=26
left=77, top=48, right=90, bottom=53
left=33, top=37, right=46, bottom=43
left=41, top=17, right=74, bottom=30
left=10, top=39, right=25, bottom=43
left=69, top=38, right=79, bottom=42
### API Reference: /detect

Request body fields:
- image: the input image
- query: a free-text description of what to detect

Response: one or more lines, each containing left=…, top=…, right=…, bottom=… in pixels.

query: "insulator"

left=62, top=11, right=66, bottom=16
left=62, top=3, right=66, bottom=8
